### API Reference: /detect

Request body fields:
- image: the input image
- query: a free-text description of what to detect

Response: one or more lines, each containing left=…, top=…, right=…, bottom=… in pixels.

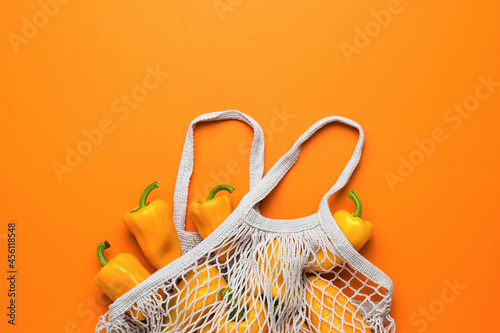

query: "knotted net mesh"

left=97, top=220, right=394, bottom=333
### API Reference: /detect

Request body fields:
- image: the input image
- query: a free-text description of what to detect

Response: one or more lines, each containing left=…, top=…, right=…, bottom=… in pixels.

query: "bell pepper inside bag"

left=189, top=184, right=235, bottom=239
left=247, top=238, right=302, bottom=301
left=94, top=241, right=150, bottom=321
left=189, top=184, right=236, bottom=263
left=309, top=190, right=373, bottom=272
left=123, top=181, right=182, bottom=270
left=163, top=263, right=228, bottom=332
left=199, top=289, right=269, bottom=333
left=305, top=275, right=371, bottom=333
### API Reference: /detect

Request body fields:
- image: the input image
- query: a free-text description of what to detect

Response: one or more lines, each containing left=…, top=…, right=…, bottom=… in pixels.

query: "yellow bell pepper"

left=305, top=276, right=371, bottom=333
left=199, top=289, right=268, bottom=333
left=189, top=184, right=235, bottom=239
left=309, top=190, right=373, bottom=272
left=163, top=263, right=228, bottom=332
left=94, top=241, right=151, bottom=321
left=248, top=238, right=305, bottom=302
left=124, top=181, right=182, bottom=270
left=247, top=239, right=286, bottom=300
left=189, top=184, right=236, bottom=263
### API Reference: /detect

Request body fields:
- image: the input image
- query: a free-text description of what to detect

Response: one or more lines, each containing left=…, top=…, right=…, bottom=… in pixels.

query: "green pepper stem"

left=140, top=181, right=160, bottom=208
left=131, top=181, right=160, bottom=212
left=206, top=184, right=235, bottom=201
left=97, top=241, right=111, bottom=267
left=347, top=190, right=362, bottom=217
left=221, top=288, right=246, bottom=322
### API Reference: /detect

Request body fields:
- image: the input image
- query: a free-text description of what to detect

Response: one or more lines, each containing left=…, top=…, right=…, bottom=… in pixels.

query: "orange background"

left=1, top=0, right=499, bottom=332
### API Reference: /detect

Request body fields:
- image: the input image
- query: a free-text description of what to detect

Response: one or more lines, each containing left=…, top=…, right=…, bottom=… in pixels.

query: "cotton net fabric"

left=96, top=112, right=395, bottom=333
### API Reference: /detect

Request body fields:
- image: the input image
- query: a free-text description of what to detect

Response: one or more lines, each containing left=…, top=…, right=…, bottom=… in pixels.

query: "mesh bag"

left=96, top=112, right=395, bottom=333
left=172, top=111, right=266, bottom=254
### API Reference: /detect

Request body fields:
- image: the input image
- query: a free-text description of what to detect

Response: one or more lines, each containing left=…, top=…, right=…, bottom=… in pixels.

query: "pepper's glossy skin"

left=94, top=253, right=150, bottom=320
left=124, top=199, right=182, bottom=270
left=309, top=210, right=373, bottom=272
left=163, top=263, right=228, bottom=332
left=189, top=194, right=233, bottom=239
left=199, top=294, right=268, bottom=333
left=305, top=276, right=371, bottom=333
left=334, top=210, right=373, bottom=251
left=189, top=190, right=235, bottom=263
left=309, top=190, right=373, bottom=272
